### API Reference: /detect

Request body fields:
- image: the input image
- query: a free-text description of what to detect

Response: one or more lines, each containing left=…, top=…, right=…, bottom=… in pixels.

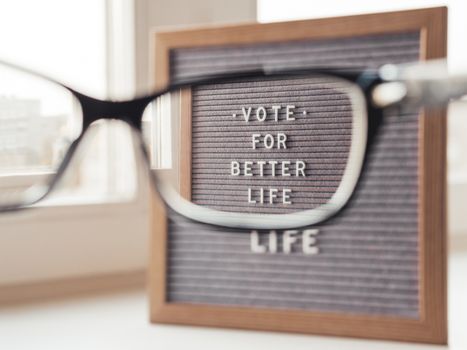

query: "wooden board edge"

left=417, top=5, right=448, bottom=344
left=148, top=189, right=168, bottom=321
left=179, top=88, right=192, bottom=200
left=151, top=303, right=445, bottom=344
left=153, top=7, right=447, bottom=50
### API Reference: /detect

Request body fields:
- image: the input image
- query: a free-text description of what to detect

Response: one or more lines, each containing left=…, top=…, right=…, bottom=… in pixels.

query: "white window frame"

left=0, top=0, right=257, bottom=288
left=0, top=0, right=150, bottom=287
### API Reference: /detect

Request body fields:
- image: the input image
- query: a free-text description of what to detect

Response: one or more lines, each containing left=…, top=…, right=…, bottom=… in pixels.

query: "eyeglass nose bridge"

left=76, top=93, right=150, bottom=130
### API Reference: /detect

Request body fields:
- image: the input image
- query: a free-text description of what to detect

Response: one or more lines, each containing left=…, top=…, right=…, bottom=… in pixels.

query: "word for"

left=231, top=160, right=306, bottom=177
left=251, top=133, right=287, bottom=149
left=236, top=105, right=296, bottom=122
left=250, top=229, right=319, bottom=255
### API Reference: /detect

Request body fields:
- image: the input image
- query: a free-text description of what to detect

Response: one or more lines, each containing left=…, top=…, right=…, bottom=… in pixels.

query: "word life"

left=250, top=229, right=320, bottom=255
left=229, top=105, right=308, bottom=206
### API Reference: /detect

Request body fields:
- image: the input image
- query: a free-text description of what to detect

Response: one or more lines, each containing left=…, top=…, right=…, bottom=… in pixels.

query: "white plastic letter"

left=242, top=107, right=252, bottom=122
left=269, top=188, right=278, bottom=204
left=296, top=160, right=306, bottom=177
left=277, top=133, right=287, bottom=149
left=264, top=134, right=274, bottom=149
left=250, top=231, right=266, bottom=253
left=268, top=230, right=278, bottom=253
left=286, top=105, right=295, bottom=121
left=231, top=161, right=240, bottom=176
left=257, top=161, right=266, bottom=176
left=248, top=188, right=256, bottom=204
left=303, top=229, right=319, bottom=255
left=244, top=161, right=253, bottom=176
left=252, top=133, right=261, bottom=149
left=281, top=161, right=291, bottom=176
left=272, top=105, right=281, bottom=121
left=256, top=106, right=267, bottom=122
left=269, top=161, right=278, bottom=176
left=283, top=230, right=298, bottom=254
left=283, top=188, right=292, bottom=204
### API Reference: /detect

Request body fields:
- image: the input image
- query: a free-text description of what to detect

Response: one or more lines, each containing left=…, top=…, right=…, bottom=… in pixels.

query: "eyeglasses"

left=0, top=59, right=464, bottom=229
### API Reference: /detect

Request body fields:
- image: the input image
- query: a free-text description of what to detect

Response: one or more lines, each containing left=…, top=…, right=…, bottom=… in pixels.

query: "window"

left=0, top=0, right=147, bottom=287
left=0, top=0, right=137, bottom=204
left=0, top=0, right=257, bottom=288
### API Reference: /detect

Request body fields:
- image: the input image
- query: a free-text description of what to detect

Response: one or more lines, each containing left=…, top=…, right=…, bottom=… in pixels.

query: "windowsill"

left=0, top=252, right=465, bottom=349
left=0, top=178, right=148, bottom=222
left=0, top=153, right=151, bottom=286
left=31, top=192, right=147, bottom=217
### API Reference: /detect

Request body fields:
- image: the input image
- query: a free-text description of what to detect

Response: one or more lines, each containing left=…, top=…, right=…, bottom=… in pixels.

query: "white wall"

left=134, top=0, right=257, bottom=96
left=0, top=0, right=107, bottom=99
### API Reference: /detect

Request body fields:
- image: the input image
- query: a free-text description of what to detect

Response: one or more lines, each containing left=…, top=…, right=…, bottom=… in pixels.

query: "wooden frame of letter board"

left=149, top=7, right=447, bottom=344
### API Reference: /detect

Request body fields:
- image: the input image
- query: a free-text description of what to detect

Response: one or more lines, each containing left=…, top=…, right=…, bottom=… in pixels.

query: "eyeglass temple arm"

left=371, top=59, right=467, bottom=108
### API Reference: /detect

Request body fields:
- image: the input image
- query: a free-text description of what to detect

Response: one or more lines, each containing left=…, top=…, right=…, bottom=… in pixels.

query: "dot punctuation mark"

left=232, top=110, right=305, bottom=118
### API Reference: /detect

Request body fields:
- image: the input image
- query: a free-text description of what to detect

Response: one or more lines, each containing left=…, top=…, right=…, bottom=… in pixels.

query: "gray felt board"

left=165, top=32, right=421, bottom=317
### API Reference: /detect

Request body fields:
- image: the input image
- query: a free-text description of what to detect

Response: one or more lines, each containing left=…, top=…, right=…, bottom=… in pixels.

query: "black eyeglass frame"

left=1, top=60, right=459, bottom=230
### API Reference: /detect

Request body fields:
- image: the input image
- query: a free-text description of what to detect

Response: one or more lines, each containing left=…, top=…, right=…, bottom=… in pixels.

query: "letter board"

left=149, top=7, right=447, bottom=344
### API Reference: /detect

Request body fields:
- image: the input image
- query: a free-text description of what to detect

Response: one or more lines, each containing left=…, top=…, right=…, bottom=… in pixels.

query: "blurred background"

left=0, top=0, right=465, bottom=348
